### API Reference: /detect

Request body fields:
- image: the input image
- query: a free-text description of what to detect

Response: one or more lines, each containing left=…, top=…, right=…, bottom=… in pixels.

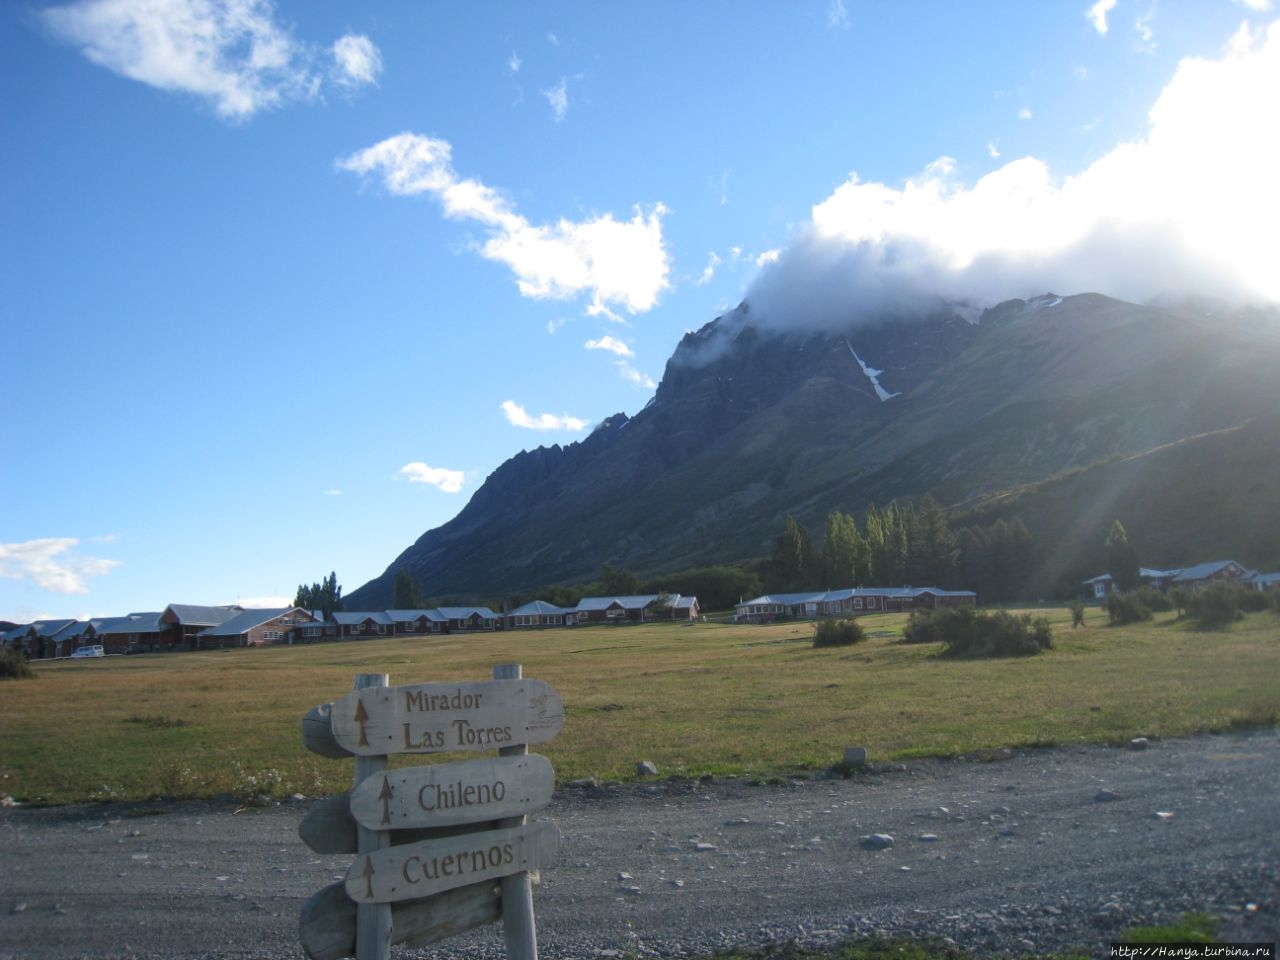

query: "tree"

left=821, top=511, right=864, bottom=587
left=392, top=568, right=424, bottom=609
left=907, top=495, right=958, bottom=586
left=600, top=563, right=640, bottom=596
left=295, top=571, right=343, bottom=618
left=768, top=516, right=818, bottom=591
left=1104, top=520, right=1141, bottom=593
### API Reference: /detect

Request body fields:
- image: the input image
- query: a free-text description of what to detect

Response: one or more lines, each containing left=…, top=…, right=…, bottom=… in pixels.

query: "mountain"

left=346, top=293, right=1280, bottom=608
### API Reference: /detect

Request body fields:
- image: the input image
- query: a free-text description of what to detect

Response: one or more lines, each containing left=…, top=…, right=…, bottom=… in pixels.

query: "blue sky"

left=3, top=0, right=1277, bottom=623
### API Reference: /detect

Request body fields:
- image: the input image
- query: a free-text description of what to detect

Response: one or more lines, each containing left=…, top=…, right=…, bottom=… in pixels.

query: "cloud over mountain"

left=748, top=19, right=1280, bottom=331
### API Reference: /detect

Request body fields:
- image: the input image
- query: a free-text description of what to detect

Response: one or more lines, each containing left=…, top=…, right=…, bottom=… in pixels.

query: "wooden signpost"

left=299, top=664, right=563, bottom=960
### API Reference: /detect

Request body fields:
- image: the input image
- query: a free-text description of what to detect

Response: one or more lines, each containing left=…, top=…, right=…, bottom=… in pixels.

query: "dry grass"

left=3, top=607, right=1277, bottom=804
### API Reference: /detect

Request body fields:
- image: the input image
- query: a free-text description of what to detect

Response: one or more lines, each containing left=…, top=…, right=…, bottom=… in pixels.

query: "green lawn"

left=2, top=607, right=1277, bottom=805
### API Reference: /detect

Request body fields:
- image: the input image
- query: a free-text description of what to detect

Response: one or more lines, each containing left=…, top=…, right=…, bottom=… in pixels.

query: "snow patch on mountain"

left=846, top=341, right=900, bottom=401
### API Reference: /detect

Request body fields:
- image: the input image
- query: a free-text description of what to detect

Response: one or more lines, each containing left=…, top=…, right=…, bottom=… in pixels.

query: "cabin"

left=437, top=607, right=502, bottom=632
left=387, top=609, right=445, bottom=636
left=331, top=612, right=395, bottom=639
left=507, top=600, right=569, bottom=629
left=94, top=612, right=165, bottom=654
left=735, top=586, right=976, bottom=623
left=196, top=607, right=317, bottom=648
left=1172, top=560, right=1256, bottom=591
left=161, top=604, right=244, bottom=650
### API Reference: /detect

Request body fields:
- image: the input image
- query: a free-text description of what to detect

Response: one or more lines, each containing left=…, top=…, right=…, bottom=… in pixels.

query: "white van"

left=70, top=645, right=105, bottom=658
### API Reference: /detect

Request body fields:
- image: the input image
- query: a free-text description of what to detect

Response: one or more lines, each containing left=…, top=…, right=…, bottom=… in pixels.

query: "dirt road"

left=2, top=730, right=1276, bottom=959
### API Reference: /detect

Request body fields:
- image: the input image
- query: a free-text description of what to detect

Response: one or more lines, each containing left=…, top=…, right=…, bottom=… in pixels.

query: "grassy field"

left=2, top=606, right=1277, bottom=805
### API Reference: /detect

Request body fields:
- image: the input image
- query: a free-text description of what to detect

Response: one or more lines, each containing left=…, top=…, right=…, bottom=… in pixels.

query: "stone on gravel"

left=843, top=746, right=868, bottom=769
left=636, top=760, right=659, bottom=777
left=1129, top=737, right=1149, bottom=750
left=859, top=833, right=895, bottom=850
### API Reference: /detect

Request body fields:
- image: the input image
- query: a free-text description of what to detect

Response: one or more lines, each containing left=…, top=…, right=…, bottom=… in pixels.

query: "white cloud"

left=585, top=335, right=634, bottom=356
left=1087, top=0, right=1118, bottom=35
left=747, top=19, right=1280, bottom=327
left=1133, top=13, right=1157, bottom=53
left=236, top=595, right=293, bottom=608
left=987, top=140, right=1001, bottom=158
left=542, top=78, right=569, bottom=121
left=616, top=363, right=656, bottom=390
left=0, top=538, right=119, bottom=595
left=1017, top=105, right=1033, bottom=120
left=501, top=400, right=588, bottom=432
left=1234, top=0, right=1272, bottom=11
left=755, top=249, right=781, bottom=267
left=398, top=462, right=466, bottom=493
left=698, top=251, right=722, bottom=285
left=827, top=0, right=850, bottom=30
left=42, top=0, right=381, bottom=121
left=332, top=34, right=381, bottom=88
left=508, top=50, right=522, bottom=73
left=339, top=133, right=671, bottom=317
left=323, top=489, right=342, bottom=496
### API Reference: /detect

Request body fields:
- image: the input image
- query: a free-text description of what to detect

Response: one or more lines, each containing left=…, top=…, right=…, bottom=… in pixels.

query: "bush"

left=1105, top=592, right=1152, bottom=626
left=1188, top=584, right=1244, bottom=627
left=1069, top=600, right=1086, bottom=628
left=1, top=648, right=34, bottom=680
left=1238, top=588, right=1273, bottom=613
left=812, top=618, right=866, bottom=648
left=1134, top=585, right=1173, bottom=613
left=901, top=606, right=977, bottom=644
left=902, top=607, right=1051, bottom=658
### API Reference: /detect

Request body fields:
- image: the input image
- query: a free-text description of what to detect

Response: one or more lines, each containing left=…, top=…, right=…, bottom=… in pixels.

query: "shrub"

left=903, top=607, right=1051, bottom=658
left=1188, top=584, right=1244, bottom=627
left=901, top=606, right=977, bottom=645
left=1238, top=588, right=1272, bottom=613
left=1105, top=592, right=1152, bottom=626
left=812, top=618, right=866, bottom=648
left=0, top=648, right=34, bottom=680
left=1069, top=600, right=1086, bottom=628
left=1134, top=585, right=1173, bottom=613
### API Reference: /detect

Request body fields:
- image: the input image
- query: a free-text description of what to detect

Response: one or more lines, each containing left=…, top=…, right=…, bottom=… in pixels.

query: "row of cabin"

left=3, top=593, right=702, bottom=659
left=1082, top=560, right=1280, bottom=600
left=733, top=586, right=976, bottom=624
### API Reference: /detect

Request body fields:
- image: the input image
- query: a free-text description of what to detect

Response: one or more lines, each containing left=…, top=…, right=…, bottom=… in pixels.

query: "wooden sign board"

left=329, top=678, right=564, bottom=757
left=346, top=821, right=560, bottom=905
left=300, top=879, right=500, bottom=960
left=350, top=754, right=554, bottom=831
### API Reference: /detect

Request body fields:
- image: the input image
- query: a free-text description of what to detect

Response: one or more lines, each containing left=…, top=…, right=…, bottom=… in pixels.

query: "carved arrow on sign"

left=327, top=679, right=564, bottom=757
left=346, top=821, right=560, bottom=904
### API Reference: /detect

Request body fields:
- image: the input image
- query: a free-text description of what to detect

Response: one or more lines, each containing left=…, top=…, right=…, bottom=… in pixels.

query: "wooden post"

left=353, top=673, right=392, bottom=960
left=494, top=662, right=538, bottom=960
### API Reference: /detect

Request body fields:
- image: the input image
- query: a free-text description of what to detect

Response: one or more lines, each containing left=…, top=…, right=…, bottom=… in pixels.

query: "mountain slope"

left=346, top=294, right=1280, bottom=607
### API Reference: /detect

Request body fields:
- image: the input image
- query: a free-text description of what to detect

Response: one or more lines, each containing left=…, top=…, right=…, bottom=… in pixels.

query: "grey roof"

left=437, top=606, right=500, bottom=620
left=738, top=587, right=975, bottom=608
left=164, top=604, right=243, bottom=626
left=509, top=600, right=567, bottom=616
left=332, top=611, right=395, bottom=626
left=32, top=619, right=77, bottom=637
left=386, top=609, right=439, bottom=621
left=197, top=607, right=297, bottom=638
left=1173, top=560, right=1254, bottom=583
left=95, top=612, right=165, bottom=635
left=51, top=620, right=91, bottom=641
left=1251, top=571, right=1280, bottom=585
left=571, top=594, right=679, bottom=612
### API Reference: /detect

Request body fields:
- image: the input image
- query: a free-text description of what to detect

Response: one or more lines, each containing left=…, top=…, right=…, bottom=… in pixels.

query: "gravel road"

left=2, top=730, right=1276, bottom=960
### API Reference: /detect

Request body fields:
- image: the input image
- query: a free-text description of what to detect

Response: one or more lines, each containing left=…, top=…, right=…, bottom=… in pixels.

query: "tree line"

left=766, top=497, right=1037, bottom=601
